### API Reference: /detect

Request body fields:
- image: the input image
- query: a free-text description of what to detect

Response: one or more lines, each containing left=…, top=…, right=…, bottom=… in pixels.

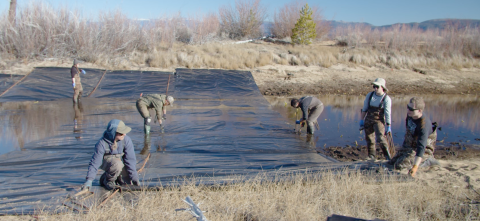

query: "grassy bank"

left=1, top=2, right=479, bottom=72
left=15, top=169, right=478, bottom=220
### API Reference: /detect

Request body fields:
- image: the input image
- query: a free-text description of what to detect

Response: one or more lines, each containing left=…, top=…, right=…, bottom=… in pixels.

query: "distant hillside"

left=328, top=19, right=480, bottom=30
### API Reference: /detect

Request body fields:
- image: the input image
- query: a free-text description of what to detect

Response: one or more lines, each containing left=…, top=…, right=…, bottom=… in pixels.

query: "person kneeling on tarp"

left=82, top=119, right=141, bottom=190
left=389, top=97, right=438, bottom=177
left=290, top=96, right=324, bottom=134
left=136, top=94, right=174, bottom=134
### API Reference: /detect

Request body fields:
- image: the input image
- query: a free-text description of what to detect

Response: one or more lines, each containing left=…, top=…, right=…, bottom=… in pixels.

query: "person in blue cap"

left=82, top=119, right=141, bottom=190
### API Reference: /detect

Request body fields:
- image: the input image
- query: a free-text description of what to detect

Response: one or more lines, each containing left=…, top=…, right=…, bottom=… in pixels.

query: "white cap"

left=166, top=96, right=174, bottom=105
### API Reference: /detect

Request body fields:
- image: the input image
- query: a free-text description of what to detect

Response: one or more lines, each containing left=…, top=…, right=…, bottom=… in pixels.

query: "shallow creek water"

left=266, top=94, right=480, bottom=149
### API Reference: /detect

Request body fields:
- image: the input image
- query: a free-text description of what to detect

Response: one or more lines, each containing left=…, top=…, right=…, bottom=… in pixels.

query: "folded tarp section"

left=90, top=70, right=174, bottom=99
left=0, top=74, right=23, bottom=95
left=0, top=67, right=104, bottom=102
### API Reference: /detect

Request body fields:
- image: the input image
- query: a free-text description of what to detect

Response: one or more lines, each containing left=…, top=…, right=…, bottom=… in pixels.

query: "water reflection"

left=266, top=94, right=480, bottom=148
left=73, top=101, right=84, bottom=140
left=0, top=98, right=141, bottom=154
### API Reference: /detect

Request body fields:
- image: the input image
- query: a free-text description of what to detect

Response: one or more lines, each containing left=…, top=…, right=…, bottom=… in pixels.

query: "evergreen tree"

left=291, top=4, right=317, bottom=45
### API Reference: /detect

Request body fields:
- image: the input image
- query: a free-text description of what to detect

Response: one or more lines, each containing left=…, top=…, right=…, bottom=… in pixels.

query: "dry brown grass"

left=0, top=1, right=478, bottom=72
left=12, top=169, right=478, bottom=220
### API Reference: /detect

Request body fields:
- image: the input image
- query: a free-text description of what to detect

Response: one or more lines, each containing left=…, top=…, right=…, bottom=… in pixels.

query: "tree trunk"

left=9, top=0, right=17, bottom=24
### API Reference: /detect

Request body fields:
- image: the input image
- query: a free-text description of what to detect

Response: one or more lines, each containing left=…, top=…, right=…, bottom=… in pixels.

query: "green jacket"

left=139, top=94, right=166, bottom=121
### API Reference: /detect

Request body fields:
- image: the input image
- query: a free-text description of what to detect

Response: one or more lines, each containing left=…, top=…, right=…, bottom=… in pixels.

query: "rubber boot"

left=380, top=146, right=392, bottom=161
left=306, top=122, right=315, bottom=134
left=367, top=148, right=376, bottom=161
left=144, top=125, right=151, bottom=134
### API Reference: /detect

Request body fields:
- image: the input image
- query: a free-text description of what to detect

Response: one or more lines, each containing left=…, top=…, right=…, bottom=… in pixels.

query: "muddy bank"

left=259, top=80, right=480, bottom=96
left=252, top=65, right=480, bottom=96
left=318, top=143, right=480, bottom=162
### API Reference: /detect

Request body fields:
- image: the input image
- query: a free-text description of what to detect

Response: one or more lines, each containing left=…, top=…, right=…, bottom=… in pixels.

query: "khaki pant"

left=73, top=86, right=83, bottom=103
left=100, top=155, right=130, bottom=185
left=389, top=148, right=433, bottom=170
left=364, top=120, right=389, bottom=157
left=136, top=99, right=151, bottom=119
left=306, top=104, right=324, bottom=134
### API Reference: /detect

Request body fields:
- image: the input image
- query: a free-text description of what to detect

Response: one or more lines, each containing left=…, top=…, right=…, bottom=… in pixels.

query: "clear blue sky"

left=1, top=0, right=479, bottom=26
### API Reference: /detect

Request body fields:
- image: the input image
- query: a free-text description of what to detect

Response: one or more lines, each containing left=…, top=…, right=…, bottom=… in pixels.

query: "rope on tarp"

left=0, top=72, right=33, bottom=97
left=87, top=70, right=108, bottom=97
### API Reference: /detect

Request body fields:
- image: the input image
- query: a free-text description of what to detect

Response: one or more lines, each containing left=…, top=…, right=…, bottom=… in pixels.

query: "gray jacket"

left=86, top=119, right=139, bottom=181
left=299, top=96, right=323, bottom=121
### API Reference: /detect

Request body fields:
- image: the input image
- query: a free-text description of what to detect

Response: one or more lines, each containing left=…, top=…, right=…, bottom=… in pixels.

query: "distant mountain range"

left=328, top=19, right=480, bottom=30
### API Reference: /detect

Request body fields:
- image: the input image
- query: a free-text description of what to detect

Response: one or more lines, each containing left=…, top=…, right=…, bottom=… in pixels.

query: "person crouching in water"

left=82, top=119, right=140, bottom=190
left=359, top=78, right=392, bottom=161
left=136, top=94, right=174, bottom=134
left=290, top=96, right=324, bottom=134
left=389, top=97, right=438, bottom=177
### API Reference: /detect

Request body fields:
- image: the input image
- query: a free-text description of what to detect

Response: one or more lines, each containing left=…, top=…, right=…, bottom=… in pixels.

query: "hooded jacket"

left=299, top=96, right=323, bottom=121
left=86, top=119, right=139, bottom=182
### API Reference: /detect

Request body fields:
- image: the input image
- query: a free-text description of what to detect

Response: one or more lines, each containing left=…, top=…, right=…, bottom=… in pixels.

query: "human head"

left=115, top=120, right=131, bottom=141
left=165, top=96, right=174, bottom=105
left=290, top=98, right=300, bottom=108
left=372, top=78, right=388, bottom=93
left=73, top=59, right=79, bottom=66
left=407, top=97, right=424, bottom=119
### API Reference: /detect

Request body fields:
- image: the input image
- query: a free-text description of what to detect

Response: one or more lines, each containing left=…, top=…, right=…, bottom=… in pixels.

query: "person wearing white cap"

left=136, top=94, right=174, bottom=134
left=359, top=78, right=392, bottom=161
left=82, top=119, right=140, bottom=190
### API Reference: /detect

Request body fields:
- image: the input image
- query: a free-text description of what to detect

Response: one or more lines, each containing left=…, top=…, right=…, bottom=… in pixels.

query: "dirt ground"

left=319, top=144, right=480, bottom=162
left=251, top=64, right=480, bottom=96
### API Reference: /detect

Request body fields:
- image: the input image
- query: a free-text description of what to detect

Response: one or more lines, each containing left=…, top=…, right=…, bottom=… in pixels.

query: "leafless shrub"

left=218, top=0, right=267, bottom=39
left=271, top=0, right=330, bottom=39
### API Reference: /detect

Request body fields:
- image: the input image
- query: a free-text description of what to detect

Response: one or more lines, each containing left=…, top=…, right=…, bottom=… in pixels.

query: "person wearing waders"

left=359, top=78, right=392, bottom=161
left=389, top=97, right=438, bottom=177
left=71, top=59, right=85, bottom=104
left=82, top=119, right=141, bottom=190
left=136, top=94, right=174, bottom=134
left=290, top=96, right=324, bottom=134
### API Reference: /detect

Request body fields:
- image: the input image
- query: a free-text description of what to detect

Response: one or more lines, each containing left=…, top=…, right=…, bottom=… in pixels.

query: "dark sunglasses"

left=407, top=105, right=417, bottom=111
left=373, top=85, right=379, bottom=89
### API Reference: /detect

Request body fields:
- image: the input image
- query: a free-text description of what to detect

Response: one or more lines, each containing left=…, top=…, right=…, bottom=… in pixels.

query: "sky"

left=1, top=0, right=480, bottom=26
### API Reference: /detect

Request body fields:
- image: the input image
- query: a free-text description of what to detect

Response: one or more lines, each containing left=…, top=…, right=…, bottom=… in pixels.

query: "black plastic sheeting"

left=0, top=68, right=339, bottom=215
left=0, top=74, right=23, bottom=95
left=91, top=70, right=174, bottom=99
left=0, top=67, right=104, bottom=102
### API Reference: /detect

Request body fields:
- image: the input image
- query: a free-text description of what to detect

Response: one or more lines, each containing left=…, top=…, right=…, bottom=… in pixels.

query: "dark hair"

left=290, top=99, right=299, bottom=107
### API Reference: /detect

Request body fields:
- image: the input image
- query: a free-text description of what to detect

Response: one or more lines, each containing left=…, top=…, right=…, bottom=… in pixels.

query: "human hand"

left=385, top=125, right=391, bottom=135
left=408, top=165, right=419, bottom=177
left=132, top=180, right=141, bottom=186
left=82, top=180, right=92, bottom=190
left=359, top=120, right=364, bottom=127
left=81, top=69, right=86, bottom=74
left=162, top=114, right=166, bottom=120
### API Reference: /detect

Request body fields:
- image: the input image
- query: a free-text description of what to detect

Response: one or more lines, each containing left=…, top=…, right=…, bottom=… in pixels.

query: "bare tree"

left=219, top=0, right=267, bottom=39
left=9, top=0, right=17, bottom=24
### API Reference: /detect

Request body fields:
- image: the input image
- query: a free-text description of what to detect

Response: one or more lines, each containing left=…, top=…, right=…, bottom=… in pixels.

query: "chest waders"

left=100, top=140, right=126, bottom=190
left=390, top=122, right=438, bottom=170
left=73, top=67, right=83, bottom=103
left=364, top=93, right=391, bottom=160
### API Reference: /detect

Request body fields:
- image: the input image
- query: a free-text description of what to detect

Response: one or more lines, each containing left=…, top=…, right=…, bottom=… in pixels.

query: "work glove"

left=82, top=180, right=92, bottom=190
left=73, top=82, right=75, bottom=88
left=359, top=120, right=364, bottom=128
left=132, top=180, right=141, bottom=186
left=81, top=69, right=86, bottom=74
left=162, top=114, right=166, bottom=120
left=385, top=125, right=392, bottom=134
left=408, top=165, right=419, bottom=177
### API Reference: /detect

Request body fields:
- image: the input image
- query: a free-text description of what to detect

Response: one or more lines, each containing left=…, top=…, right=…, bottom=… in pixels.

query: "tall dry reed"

left=27, top=169, right=478, bottom=220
